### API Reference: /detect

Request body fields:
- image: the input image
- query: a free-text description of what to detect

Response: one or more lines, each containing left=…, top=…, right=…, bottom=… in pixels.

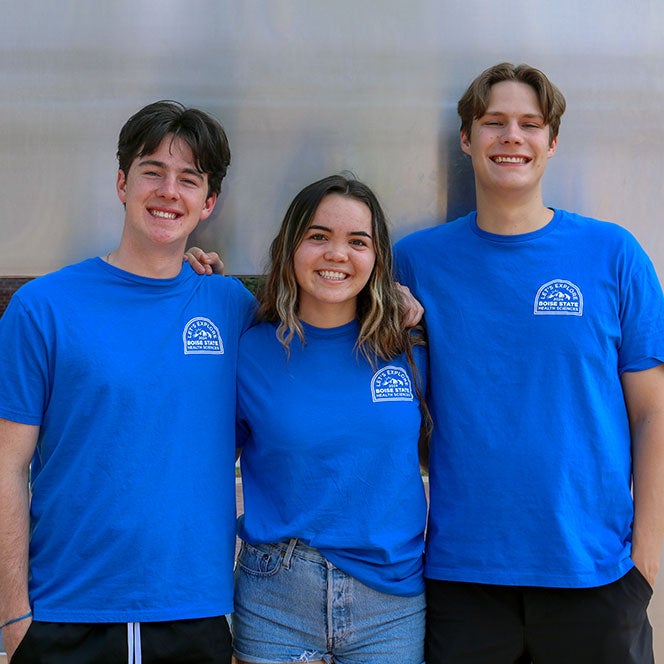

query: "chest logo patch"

left=371, top=365, right=414, bottom=402
left=183, top=317, right=224, bottom=355
left=534, top=279, right=583, bottom=316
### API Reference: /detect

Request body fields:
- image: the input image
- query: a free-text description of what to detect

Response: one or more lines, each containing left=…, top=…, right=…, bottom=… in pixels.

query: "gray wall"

left=1, top=0, right=663, bottom=655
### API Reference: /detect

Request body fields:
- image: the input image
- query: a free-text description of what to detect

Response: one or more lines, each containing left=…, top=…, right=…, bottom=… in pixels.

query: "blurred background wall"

left=1, top=0, right=663, bottom=656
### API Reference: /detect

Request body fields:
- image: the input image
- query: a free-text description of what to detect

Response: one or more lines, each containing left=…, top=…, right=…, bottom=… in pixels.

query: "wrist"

left=632, top=553, right=659, bottom=587
left=0, top=610, right=32, bottom=630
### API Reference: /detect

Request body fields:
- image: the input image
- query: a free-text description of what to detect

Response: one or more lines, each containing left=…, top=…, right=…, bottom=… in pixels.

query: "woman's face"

left=293, top=193, right=376, bottom=327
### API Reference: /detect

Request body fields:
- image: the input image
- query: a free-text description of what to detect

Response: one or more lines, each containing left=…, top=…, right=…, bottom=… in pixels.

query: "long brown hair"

left=258, top=174, right=407, bottom=363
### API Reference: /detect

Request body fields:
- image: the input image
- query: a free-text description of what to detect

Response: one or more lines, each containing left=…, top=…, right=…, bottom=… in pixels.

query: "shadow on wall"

left=443, top=131, right=476, bottom=223
left=431, top=89, right=478, bottom=227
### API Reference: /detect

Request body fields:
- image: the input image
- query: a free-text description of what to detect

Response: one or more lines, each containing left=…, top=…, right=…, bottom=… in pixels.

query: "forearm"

left=0, top=418, right=38, bottom=661
left=0, top=461, right=31, bottom=611
left=621, top=366, right=664, bottom=587
left=631, top=421, right=664, bottom=586
left=0, top=463, right=32, bottom=659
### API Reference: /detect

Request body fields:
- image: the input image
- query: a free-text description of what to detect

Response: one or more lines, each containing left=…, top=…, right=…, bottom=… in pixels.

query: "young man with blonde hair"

left=396, top=62, right=664, bottom=663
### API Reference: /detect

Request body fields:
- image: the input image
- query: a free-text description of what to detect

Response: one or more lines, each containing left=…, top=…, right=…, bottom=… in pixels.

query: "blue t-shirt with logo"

left=0, top=258, right=255, bottom=621
left=395, top=209, right=664, bottom=588
left=236, top=319, right=428, bottom=596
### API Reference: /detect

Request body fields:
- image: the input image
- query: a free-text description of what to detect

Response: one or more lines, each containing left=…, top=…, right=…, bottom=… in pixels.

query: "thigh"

left=232, top=541, right=330, bottom=663
left=141, top=615, right=233, bottom=663
left=524, top=567, right=654, bottom=664
left=11, top=621, right=127, bottom=663
left=332, top=575, right=425, bottom=664
left=425, top=579, right=527, bottom=664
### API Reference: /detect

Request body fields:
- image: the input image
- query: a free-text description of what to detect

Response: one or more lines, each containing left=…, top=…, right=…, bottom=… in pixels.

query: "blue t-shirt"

left=395, top=209, right=664, bottom=588
left=236, top=320, right=428, bottom=596
left=0, top=258, right=255, bottom=621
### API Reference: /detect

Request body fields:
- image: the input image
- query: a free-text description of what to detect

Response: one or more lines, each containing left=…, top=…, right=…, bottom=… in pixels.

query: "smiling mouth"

left=149, top=209, right=179, bottom=220
left=492, top=156, right=529, bottom=164
left=318, top=270, right=347, bottom=281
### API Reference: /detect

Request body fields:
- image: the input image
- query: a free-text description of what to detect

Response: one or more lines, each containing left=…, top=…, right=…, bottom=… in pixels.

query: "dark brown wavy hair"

left=117, top=100, right=231, bottom=198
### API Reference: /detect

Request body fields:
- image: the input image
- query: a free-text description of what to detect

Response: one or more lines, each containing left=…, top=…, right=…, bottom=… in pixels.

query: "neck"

left=475, top=189, right=552, bottom=235
left=106, top=237, right=186, bottom=279
left=297, top=303, right=357, bottom=329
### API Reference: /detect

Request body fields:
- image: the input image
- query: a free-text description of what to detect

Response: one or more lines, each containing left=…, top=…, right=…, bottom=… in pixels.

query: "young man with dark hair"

left=395, top=63, right=664, bottom=663
left=0, top=100, right=254, bottom=663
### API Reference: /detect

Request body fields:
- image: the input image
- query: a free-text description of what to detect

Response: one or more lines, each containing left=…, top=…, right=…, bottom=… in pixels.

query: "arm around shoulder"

left=622, top=364, right=664, bottom=587
left=0, top=418, right=38, bottom=660
left=183, top=246, right=225, bottom=275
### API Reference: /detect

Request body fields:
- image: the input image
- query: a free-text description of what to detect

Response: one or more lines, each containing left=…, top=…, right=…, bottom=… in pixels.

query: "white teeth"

left=318, top=270, right=347, bottom=281
left=493, top=156, right=527, bottom=164
left=150, top=209, right=178, bottom=219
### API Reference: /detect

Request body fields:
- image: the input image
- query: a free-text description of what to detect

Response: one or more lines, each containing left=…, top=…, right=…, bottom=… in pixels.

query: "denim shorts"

left=232, top=539, right=425, bottom=664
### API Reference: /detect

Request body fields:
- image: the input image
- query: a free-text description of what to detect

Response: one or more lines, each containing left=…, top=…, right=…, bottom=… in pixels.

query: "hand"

left=3, top=615, right=32, bottom=662
left=397, top=283, right=424, bottom=327
left=184, top=247, right=225, bottom=276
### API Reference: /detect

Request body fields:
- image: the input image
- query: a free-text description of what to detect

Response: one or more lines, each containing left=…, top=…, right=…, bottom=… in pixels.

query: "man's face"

left=116, top=134, right=216, bottom=251
left=460, top=80, right=557, bottom=197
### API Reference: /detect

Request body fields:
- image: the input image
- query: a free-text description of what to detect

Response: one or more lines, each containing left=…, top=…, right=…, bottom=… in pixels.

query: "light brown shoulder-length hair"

left=457, top=62, right=567, bottom=144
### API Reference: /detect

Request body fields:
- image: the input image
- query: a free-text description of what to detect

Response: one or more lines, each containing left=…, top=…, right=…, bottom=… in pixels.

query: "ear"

left=460, top=130, right=472, bottom=156
left=199, top=193, right=218, bottom=221
left=116, top=170, right=127, bottom=203
left=547, top=135, right=558, bottom=158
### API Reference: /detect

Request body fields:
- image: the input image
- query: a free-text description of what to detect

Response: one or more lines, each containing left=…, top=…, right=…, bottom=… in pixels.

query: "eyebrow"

left=482, top=111, right=544, bottom=121
left=138, top=159, right=204, bottom=180
left=308, top=224, right=373, bottom=239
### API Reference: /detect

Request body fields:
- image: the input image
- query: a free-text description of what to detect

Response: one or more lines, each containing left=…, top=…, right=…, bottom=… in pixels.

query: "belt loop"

left=282, top=538, right=298, bottom=569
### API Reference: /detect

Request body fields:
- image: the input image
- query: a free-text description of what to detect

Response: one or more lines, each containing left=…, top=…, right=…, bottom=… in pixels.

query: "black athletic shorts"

left=425, top=566, right=654, bottom=664
left=11, top=614, right=232, bottom=663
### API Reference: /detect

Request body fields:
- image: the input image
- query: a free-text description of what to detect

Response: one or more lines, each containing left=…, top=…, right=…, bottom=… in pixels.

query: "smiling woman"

left=231, top=174, right=431, bottom=664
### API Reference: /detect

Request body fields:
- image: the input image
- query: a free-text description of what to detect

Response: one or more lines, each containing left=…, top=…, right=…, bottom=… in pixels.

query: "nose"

left=324, top=243, right=348, bottom=262
left=500, top=120, right=524, bottom=144
left=156, top=174, right=179, bottom=200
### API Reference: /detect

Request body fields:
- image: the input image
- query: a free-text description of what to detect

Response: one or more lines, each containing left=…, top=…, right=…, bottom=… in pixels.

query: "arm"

left=184, top=246, right=225, bottom=275
left=621, top=364, right=664, bottom=587
left=0, top=418, right=38, bottom=661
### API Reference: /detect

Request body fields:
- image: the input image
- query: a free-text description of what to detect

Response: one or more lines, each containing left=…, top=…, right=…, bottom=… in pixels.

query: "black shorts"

left=425, top=566, right=654, bottom=664
left=11, top=615, right=232, bottom=663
